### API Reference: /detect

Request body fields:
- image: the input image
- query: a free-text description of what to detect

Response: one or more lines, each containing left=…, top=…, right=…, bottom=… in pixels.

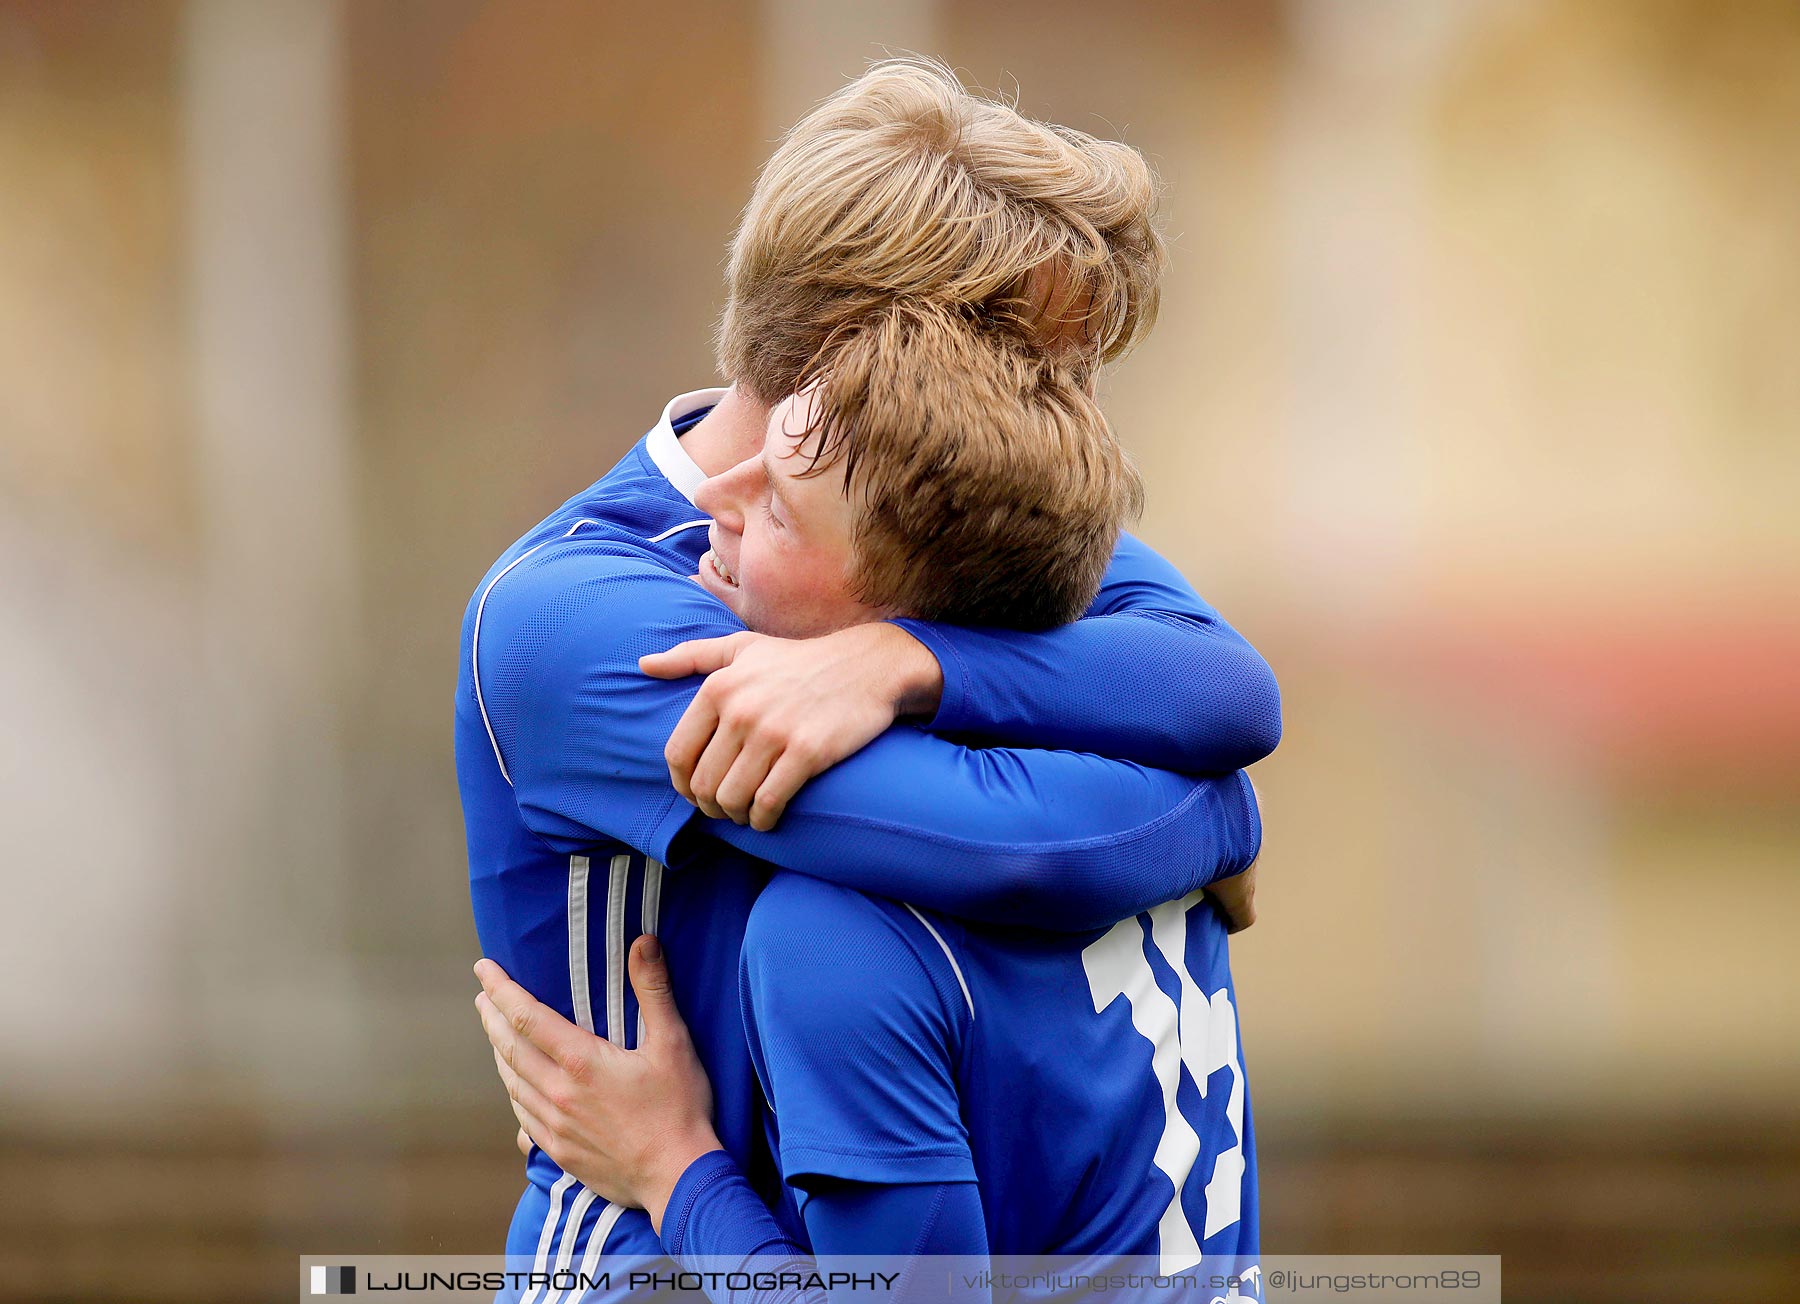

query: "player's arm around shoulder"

left=892, top=530, right=1283, bottom=774
left=741, top=874, right=975, bottom=1190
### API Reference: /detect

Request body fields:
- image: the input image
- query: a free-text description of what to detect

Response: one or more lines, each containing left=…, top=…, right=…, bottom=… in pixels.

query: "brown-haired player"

left=702, top=298, right=1142, bottom=638
left=456, top=60, right=1279, bottom=1297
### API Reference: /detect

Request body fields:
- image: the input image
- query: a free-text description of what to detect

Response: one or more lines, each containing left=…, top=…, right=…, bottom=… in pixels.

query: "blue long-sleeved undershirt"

left=660, top=1153, right=990, bottom=1304
left=895, top=532, right=1282, bottom=773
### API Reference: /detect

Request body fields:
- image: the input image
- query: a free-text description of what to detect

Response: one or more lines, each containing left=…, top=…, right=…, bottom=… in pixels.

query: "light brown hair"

left=718, top=57, right=1165, bottom=403
left=795, top=299, right=1144, bottom=630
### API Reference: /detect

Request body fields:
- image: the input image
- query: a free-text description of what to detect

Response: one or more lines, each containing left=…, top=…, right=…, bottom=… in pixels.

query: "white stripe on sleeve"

left=637, top=859, right=664, bottom=1046
left=567, top=856, right=594, bottom=1034
left=605, top=854, right=631, bottom=1045
left=518, top=1172, right=577, bottom=1304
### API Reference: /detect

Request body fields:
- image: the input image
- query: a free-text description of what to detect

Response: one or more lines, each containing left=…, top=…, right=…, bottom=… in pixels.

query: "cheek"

left=744, top=540, right=835, bottom=617
left=739, top=537, right=798, bottom=610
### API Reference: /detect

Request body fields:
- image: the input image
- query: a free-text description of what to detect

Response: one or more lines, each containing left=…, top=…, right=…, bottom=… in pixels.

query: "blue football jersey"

left=456, top=388, right=1273, bottom=1301
left=740, top=873, right=1259, bottom=1278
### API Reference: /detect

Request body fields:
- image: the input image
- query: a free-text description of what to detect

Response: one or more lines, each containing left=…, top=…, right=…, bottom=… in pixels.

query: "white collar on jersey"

left=645, top=387, right=727, bottom=506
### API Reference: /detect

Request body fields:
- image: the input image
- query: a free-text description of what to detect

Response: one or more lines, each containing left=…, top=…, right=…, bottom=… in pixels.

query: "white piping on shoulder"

left=471, top=518, right=599, bottom=786
left=646, top=517, right=711, bottom=543
left=473, top=386, right=718, bottom=783
left=904, top=903, right=975, bottom=1021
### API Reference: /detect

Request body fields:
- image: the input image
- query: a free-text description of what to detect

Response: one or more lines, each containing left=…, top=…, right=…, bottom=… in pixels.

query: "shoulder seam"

left=470, top=518, right=600, bottom=786
left=903, top=904, right=974, bottom=1022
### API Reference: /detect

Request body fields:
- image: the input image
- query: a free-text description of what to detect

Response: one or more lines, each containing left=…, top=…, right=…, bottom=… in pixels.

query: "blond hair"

left=718, top=58, right=1165, bottom=403
left=795, top=299, right=1143, bottom=630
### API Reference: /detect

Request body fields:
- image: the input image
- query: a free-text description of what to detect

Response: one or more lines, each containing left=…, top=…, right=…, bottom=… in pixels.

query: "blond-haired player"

left=719, top=56, right=1164, bottom=400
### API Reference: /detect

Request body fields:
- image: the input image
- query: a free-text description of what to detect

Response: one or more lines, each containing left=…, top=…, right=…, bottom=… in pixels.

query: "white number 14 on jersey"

left=1083, top=890, right=1246, bottom=1275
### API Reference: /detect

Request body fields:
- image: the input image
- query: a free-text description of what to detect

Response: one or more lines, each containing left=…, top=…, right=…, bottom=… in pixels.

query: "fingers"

left=489, top=1041, right=560, bottom=1127
left=478, top=1001, right=561, bottom=1160
left=628, top=935, right=688, bottom=1049
left=475, top=959, right=615, bottom=1079
left=685, top=708, right=751, bottom=821
left=661, top=693, right=721, bottom=806
left=711, top=731, right=784, bottom=825
left=639, top=633, right=751, bottom=681
left=476, top=990, right=562, bottom=1092
left=507, top=1094, right=552, bottom=1161
left=747, top=749, right=819, bottom=832
left=1208, top=862, right=1258, bottom=934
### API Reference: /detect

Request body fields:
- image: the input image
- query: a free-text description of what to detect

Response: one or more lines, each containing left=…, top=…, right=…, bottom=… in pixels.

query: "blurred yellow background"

left=1, top=2, right=1796, bottom=1301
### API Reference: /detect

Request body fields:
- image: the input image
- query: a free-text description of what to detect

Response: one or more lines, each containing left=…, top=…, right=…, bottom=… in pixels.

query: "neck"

left=679, top=384, right=770, bottom=477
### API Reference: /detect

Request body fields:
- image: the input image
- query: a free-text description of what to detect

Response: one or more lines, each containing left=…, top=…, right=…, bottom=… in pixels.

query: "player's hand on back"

left=641, top=623, right=944, bottom=831
left=1207, top=778, right=1263, bottom=934
left=474, top=939, right=720, bottom=1230
left=1208, top=859, right=1258, bottom=933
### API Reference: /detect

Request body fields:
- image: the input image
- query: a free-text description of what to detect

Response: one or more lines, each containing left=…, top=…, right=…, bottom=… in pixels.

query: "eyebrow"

left=761, top=451, right=788, bottom=513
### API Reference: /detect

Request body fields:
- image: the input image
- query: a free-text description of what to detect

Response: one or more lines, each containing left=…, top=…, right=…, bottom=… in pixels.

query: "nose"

left=695, top=453, right=761, bottom=535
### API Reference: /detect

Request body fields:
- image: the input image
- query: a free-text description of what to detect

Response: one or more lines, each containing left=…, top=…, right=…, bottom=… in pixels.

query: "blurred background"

left=2, top=0, right=1796, bottom=1300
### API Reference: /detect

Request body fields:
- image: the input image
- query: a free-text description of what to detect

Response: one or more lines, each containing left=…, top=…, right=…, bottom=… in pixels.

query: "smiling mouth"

left=703, top=549, right=739, bottom=589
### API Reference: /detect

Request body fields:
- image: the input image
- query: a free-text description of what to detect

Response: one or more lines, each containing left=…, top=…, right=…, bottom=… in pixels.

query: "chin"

left=721, top=591, right=777, bottom=636
left=698, top=571, right=743, bottom=617
left=735, top=601, right=806, bottom=639
left=742, top=610, right=794, bottom=638
left=768, top=612, right=849, bottom=640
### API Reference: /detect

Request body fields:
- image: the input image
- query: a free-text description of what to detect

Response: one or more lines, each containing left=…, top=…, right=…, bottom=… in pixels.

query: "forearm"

left=656, top=1153, right=832, bottom=1304
left=661, top=1151, right=809, bottom=1263
left=661, top=1155, right=990, bottom=1304
left=708, top=739, right=1262, bottom=931
left=893, top=532, right=1283, bottom=773
left=898, top=612, right=1281, bottom=771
